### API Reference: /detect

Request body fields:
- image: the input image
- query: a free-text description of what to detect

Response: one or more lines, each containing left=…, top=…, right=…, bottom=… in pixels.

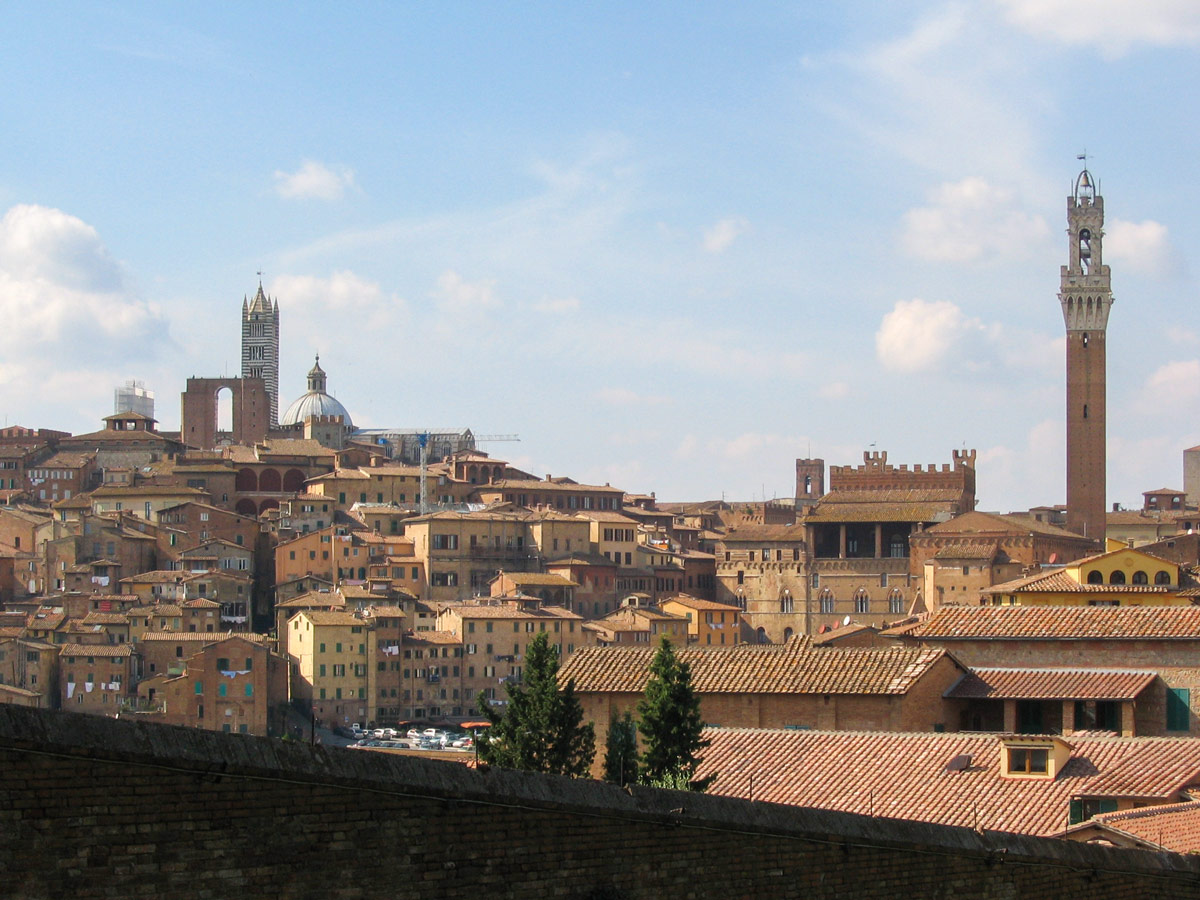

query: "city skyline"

left=2, top=4, right=1199, bottom=509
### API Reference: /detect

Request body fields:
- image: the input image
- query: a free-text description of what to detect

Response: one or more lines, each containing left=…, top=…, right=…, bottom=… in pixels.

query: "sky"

left=1, top=2, right=1199, bottom=511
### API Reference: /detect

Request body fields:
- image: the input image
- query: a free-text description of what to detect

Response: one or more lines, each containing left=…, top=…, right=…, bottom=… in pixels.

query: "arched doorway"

left=235, top=468, right=258, bottom=492
left=283, top=469, right=305, bottom=492
left=259, top=469, right=281, bottom=492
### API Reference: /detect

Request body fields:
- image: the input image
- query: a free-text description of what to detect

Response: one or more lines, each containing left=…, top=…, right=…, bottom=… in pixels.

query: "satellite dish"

left=843, top=615, right=851, bottom=626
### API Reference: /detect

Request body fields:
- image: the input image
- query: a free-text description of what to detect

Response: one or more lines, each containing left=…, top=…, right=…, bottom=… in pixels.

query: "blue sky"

left=2, top=2, right=1198, bottom=511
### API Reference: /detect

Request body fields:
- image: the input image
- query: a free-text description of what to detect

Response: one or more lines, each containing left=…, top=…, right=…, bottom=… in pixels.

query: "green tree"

left=476, top=631, right=595, bottom=776
left=636, top=637, right=714, bottom=792
left=602, top=711, right=639, bottom=786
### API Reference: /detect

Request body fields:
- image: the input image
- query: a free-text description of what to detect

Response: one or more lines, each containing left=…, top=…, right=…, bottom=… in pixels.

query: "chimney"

left=545, top=474, right=552, bottom=482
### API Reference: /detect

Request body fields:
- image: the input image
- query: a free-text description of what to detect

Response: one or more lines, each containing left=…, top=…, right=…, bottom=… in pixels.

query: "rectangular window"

left=1168, top=687, right=1191, bottom=731
left=194, top=681, right=203, bottom=695
left=244, top=683, right=253, bottom=697
left=1008, top=747, right=1048, bottom=774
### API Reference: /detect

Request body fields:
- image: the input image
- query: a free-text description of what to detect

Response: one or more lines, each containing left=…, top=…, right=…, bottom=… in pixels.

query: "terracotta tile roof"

left=811, top=623, right=879, bottom=645
left=443, top=603, right=582, bottom=620
left=658, top=595, right=741, bottom=612
left=985, top=569, right=1172, bottom=594
left=803, top=490, right=961, bottom=524
left=277, top=592, right=344, bottom=609
left=717, top=524, right=808, bottom=543
left=0, top=626, right=25, bottom=638
left=1067, top=801, right=1200, bottom=853
left=496, top=573, right=578, bottom=587
left=945, top=668, right=1157, bottom=701
left=182, top=599, right=222, bottom=608
left=696, top=729, right=1200, bottom=837
left=299, top=610, right=364, bottom=627
left=59, top=643, right=133, bottom=657
left=921, top=511, right=1092, bottom=541
left=888, top=606, right=1200, bottom=641
left=404, top=630, right=461, bottom=646
left=559, top=641, right=946, bottom=695
left=79, top=612, right=129, bottom=626
left=128, top=604, right=184, bottom=617
left=139, top=631, right=265, bottom=643
left=121, top=570, right=186, bottom=584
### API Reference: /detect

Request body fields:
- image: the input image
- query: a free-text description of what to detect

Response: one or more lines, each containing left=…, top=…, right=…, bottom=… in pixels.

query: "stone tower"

left=241, top=283, right=280, bottom=428
left=1059, top=166, right=1113, bottom=541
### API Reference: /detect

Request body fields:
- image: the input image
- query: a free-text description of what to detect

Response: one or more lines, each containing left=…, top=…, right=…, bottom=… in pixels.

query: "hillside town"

left=6, top=166, right=1200, bottom=856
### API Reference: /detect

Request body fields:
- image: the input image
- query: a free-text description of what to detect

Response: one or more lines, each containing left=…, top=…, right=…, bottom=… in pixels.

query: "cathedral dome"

left=279, top=355, right=354, bottom=429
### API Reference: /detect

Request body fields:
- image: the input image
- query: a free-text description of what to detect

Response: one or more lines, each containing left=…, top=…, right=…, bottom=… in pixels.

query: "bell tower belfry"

left=241, top=282, right=280, bottom=428
left=1059, top=165, right=1112, bottom=541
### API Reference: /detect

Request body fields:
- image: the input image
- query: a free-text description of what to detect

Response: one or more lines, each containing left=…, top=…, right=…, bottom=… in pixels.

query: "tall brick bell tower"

left=1060, top=164, right=1112, bottom=542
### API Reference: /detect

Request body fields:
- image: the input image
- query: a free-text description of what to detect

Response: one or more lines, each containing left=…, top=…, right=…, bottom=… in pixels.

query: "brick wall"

left=2, top=706, right=1199, bottom=899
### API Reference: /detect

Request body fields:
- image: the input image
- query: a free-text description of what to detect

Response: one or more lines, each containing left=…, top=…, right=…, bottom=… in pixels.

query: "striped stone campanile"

left=1059, top=165, right=1112, bottom=542
left=241, top=282, right=280, bottom=427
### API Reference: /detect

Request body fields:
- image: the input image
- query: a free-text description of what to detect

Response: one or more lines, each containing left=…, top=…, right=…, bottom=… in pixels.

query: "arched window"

left=853, top=589, right=869, bottom=615
left=283, top=469, right=305, bottom=493
left=888, top=589, right=904, bottom=615
left=259, top=469, right=282, bottom=492
left=1132, top=570, right=1148, bottom=585
left=1086, top=570, right=1103, bottom=584
left=1156, top=571, right=1172, bottom=586
left=235, top=499, right=257, bottom=516
left=756, top=627, right=768, bottom=644
left=235, top=468, right=257, bottom=492
left=819, top=589, right=834, bottom=615
left=779, top=591, right=794, bottom=614
left=889, top=534, right=906, bottom=558
left=783, top=627, right=794, bottom=642
left=258, top=499, right=279, bottom=514
left=735, top=590, right=746, bottom=610
left=1109, top=570, right=1126, bottom=585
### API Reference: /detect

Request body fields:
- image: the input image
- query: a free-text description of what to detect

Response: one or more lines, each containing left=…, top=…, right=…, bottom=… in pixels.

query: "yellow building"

left=659, top=594, right=743, bottom=645
left=285, top=609, right=371, bottom=727
left=984, top=547, right=1191, bottom=607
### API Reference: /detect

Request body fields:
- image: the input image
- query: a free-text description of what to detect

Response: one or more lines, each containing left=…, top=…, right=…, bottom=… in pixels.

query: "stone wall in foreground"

left=2, top=706, right=1199, bottom=899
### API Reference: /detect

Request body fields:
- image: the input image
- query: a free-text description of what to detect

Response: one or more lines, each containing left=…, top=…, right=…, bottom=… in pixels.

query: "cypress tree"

left=602, top=710, right=639, bottom=786
left=476, top=631, right=595, bottom=776
left=636, top=637, right=714, bottom=791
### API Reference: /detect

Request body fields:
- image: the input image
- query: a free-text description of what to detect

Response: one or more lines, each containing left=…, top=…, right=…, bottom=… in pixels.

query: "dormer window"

left=1008, top=747, right=1048, bottom=775
left=1000, top=736, right=1071, bottom=779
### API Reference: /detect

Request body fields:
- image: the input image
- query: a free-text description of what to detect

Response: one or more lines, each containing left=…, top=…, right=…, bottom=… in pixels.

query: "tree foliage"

left=602, top=711, right=639, bottom=786
left=636, top=637, right=714, bottom=792
left=476, top=631, right=595, bottom=777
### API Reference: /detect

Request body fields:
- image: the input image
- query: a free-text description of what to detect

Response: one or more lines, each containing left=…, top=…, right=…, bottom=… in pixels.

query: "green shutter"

left=1168, top=688, right=1191, bottom=731
left=1069, top=799, right=1084, bottom=825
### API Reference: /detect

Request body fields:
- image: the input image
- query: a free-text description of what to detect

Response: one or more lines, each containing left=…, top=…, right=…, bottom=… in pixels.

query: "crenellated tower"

left=241, top=282, right=280, bottom=428
left=1059, top=166, right=1112, bottom=541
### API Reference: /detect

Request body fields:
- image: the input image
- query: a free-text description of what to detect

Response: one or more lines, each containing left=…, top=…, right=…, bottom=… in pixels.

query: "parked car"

left=332, top=725, right=357, bottom=739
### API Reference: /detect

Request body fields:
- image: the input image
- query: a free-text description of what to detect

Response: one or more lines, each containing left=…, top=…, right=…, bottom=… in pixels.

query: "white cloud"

left=875, top=298, right=977, bottom=372
left=0, top=204, right=164, bottom=356
left=824, top=7, right=1044, bottom=184
left=702, top=217, right=748, bottom=254
left=996, top=0, right=1200, bottom=56
left=901, top=177, right=1050, bottom=262
left=432, top=270, right=500, bottom=314
left=1142, top=360, right=1200, bottom=409
left=1105, top=218, right=1179, bottom=278
left=269, top=270, right=404, bottom=343
left=273, top=160, right=356, bottom=201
